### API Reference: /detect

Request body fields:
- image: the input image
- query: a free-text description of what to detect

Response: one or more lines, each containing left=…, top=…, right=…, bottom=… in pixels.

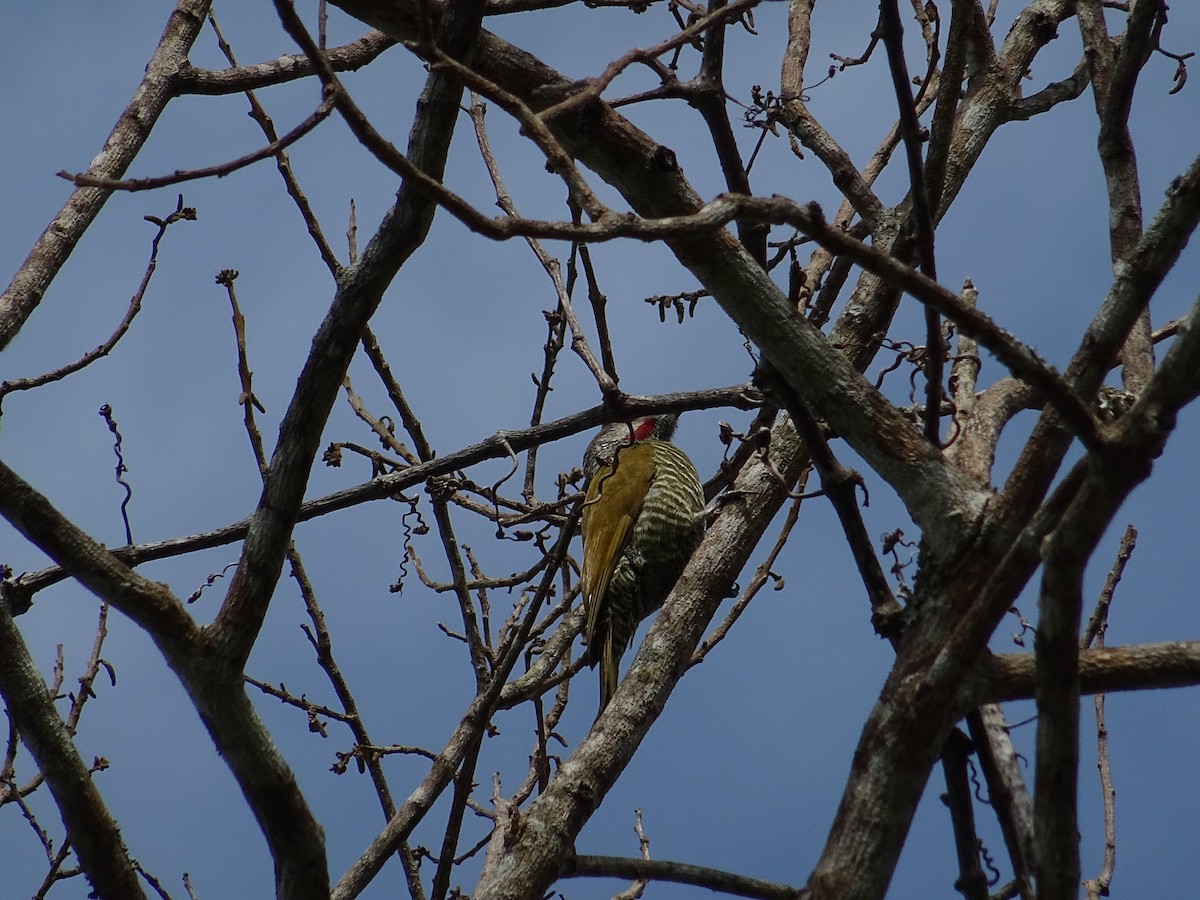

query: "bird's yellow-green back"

left=580, top=428, right=704, bottom=711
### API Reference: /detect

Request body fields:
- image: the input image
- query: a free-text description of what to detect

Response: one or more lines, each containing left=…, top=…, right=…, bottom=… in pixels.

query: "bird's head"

left=582, top=414, right=679, bottom=480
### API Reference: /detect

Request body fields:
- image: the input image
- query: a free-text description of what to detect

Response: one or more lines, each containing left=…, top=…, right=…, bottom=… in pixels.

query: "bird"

left=579, top=414, right=705, bottom=711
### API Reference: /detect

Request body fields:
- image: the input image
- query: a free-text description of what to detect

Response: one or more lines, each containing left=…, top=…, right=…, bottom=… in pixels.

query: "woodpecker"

left=580, top=414, right=705, bottom=711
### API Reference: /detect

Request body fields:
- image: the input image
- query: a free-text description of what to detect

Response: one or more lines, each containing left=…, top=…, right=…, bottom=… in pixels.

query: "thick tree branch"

left=0, top=466, right=329, bottom=900
left=177, top=671, right=330, bottom=900
left=1033, top=510, right=1087, bottom=897
left=0, top=462, right=198, bottom=646
left=803, top=450, right=1085, bottom=900
left=0, top=599, right=146, bottom=900
left=982, top=641, right=1200, bottom=702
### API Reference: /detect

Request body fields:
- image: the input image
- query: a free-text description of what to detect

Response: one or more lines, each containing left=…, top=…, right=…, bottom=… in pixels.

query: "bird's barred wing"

left=580, top=442, right=656, bottom=645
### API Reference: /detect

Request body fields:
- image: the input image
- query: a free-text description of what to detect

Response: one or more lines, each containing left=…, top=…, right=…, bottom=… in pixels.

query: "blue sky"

left=3, top=2, right=1200, bottom=898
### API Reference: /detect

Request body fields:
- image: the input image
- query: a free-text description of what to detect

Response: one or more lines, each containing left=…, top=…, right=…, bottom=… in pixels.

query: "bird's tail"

left=598, top=637, right=620, bottom=712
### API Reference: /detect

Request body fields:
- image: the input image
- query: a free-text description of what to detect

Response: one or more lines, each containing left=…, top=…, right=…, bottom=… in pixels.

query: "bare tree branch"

left=982, top=640, right=1200, bottom=701
left=174, top=30, right=396, bottom=95
left=0, top=599, right=146, bottom=900
left=209, top=0, right=487, bottom=666
left=563, top=853, right=807, bottom=899
left=4, top=385, right=758, bottom=607
left=0, top=0, right=212, bottom=350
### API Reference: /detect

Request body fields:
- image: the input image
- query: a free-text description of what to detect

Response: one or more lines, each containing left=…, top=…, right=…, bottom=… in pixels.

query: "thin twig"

left=1081, top=525, right=1135, bottom=899
left=878, top=0, right=943, bottom=445
left=98, top=404, right=135, bottom=546
left=612, top=808, right=652, bottom=900
left=0, top=0, right=210, bottom=351
left=215, top=269, right=270, bottom=476
left=692, top=481, right=808, bottom=664
left=60, top=97, right=336, bottom=197
left=466, top=95, right=618, bottom=396
left=206, top=10, right=341, bottom=274
left=0, top=198, right=196, bottom=407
